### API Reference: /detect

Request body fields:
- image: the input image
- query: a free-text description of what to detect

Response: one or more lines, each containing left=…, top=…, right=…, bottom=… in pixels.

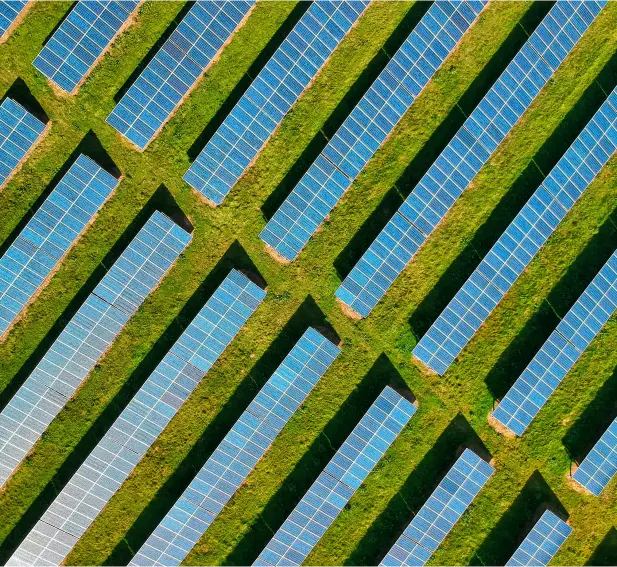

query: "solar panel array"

left=335, top=1, right=606, bottom=319
left=107, top=2, right=254, bottom=150
left=259, top=1, right=486, bottom=262
left=0, top=97, right=46, bottom=188
left=573, top=417, right=617, bottom=496
left=183, top=1, right=369, bottom=206
left=380, top=448, right=494, bottom=567
left=491, top=248, right=617, bottom=437
left=0, top=211, right=191, bottom=492
left=506, top=510, right=572, bottom=566
left=33, top=1, right=141, bottom=94
left=0, top=154, right=118, bottom=338
left=254, top=386, right=416, bottom=567
left=8, top=270, right=263, bottom=567
left=414, top=88, right=617, bottom=376
left=130, top=327, right=339, bottom=567
left=0, top=0, right=27, bottom=41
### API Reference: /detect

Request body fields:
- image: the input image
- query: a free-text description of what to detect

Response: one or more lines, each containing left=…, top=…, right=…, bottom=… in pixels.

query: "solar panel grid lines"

left=7, top=269, right=264, bottom=567
left=0, top=153, right=120, bottom=340
left=129, top=327, right=338, bottom=567
left=253, top=386, right=416, bottom=567
left=106, top=1, right=255, bottom=151
left=506, top=510, right=572, bottom=567
left=259, top=0, right=488, bottom=263
left=33, top=1, right=142, bottom=95
left=380, top=448, right=494, bottom=567
left=0, top=211, right=191, bottom=491
left=335, top=0, right=607, bottom=320
left=0, top=97, right=47, bottom=190
left=491, top=248, right=617, bottom=437
left=0, top=0, right=28, bottom=43
left=183, top=0, right=370, bottom=207
left=410, top=86, right=617, bottom=377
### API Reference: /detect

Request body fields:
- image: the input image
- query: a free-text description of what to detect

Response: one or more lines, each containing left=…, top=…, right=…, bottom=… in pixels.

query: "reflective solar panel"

left=414, top=87, right=617, bottom=375
left=0, top=0, right=27, bottom=41
left=491, top=248, right=617, bottom=436
left=506, top=510, right=572, bottom=566
left=0, top=211, right=191, bottom=492
left=573, top=416, right=617, bottom=495
left=130, top=327, right=339, bottom=567
left=380, top=448, right=494, bottom=567
left=0, top=154, right=119, bottom=339
left=336, top=1, right=606, bottom=318
left=259, top=1, right=486, bottom=262
left=107, top=1, right=254, bottom=150
left=7, top=269, right=264, bottom=567
left=253, top=386, right=416, bottom=567
left=0, top=97, right=46, bottom=189
left=33, top=1, right=141, bottom=94
left=183, top=1, right=370, bottom=206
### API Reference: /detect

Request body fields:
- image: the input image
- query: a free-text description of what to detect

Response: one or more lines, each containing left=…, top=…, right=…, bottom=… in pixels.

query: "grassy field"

left=1, top=1, right=617, bottom=566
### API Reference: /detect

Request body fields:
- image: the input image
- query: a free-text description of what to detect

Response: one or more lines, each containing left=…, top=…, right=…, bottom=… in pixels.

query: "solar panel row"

left=0, top=97, right=46, bottom=189
left=414, top=87, right=617, bottom=376
left=0, top=0, right=27, bottom=42
left=33, top=1, right=141, bottom=94
left=380, top=448, right=494, bottom=567
left=506, top=510, right=572, bottom=567
left=0, top=211, right=191, bottom=491
left=491, top=247, right=617, bottom=437
left=183, top=1, right=369, bottom=206
left=335, top=1, right=606, bottom=319
left=107, top=1, right=254, bottom=150
left=254, top=386, right=416, bottom=567
left=8, top=269, right=263, bottom=567
left=131, top=327, right=339, bottom=567
left=0, top=154, right=118, bottom=339
left=259, top=1, right=486, bottom=262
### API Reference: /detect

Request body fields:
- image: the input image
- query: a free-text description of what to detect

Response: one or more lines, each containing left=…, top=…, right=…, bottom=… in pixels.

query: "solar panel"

left=573, top=417, right=617, bottom=496
left=491, top=248, right=617, bottom=437
left=7, top=269, right=264, bottom=567
left=32, top=1, right=141, bottom=94
left=413, top=88, right=617, bottom=376
left=0, top=211, right=191, bottom=491
left=0, top=97, right=46, bottom=189
left=506, top=510, right=572, bottom=566
left=259, top=1, right=487, bottom=262
left=336, top=1, right=607, bottom=319
left=0, top=154, right=119, bottom=339
left=183, top=1, right=370, bottom=206
left=380, top=448, right=494, bottom=567
left=106, top=2, right=254, bottom=150
left=0, top=0, right=27, bottom=42
left=253, top=386, right=416, bottom=567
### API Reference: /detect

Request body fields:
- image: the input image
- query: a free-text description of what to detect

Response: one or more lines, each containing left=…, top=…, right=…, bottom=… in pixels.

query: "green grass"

left=1, top=2, right=617, bottom=566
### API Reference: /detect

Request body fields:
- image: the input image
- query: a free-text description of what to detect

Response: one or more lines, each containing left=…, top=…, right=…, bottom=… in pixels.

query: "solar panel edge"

left=0, top=0, right=28, bottom=44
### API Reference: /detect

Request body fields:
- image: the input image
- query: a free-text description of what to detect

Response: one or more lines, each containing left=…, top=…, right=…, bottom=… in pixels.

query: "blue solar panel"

left=183, top=1, right=370, bottom=206
left=413, top=88, right=617, bottom=375
left=259, top=1, right=487, bottom=262
left=506, top=510, right=572, bottom=566
left=336, top=1, right=606, bottom=319
left=491, top=248, right=617, bottom=436
left=573, top=417, right=617, bottom=496
left=0, top=97, right=46, bottom=189
left=380, top=448, right=494, bottom=567
left=0, top=0, right=27, bottom=41
left=253, top=386, right=416, bottom=567
left=7, top=269, right=263, bottom=567
left=129, top=327, right=339, bottom=567
left=0, top=154, right=119, bottom=339
left=0, top=211, right=191, bottom=492
left=107, top=2, right=254, bottom=150
left=33, top=1, right=141, bottom=94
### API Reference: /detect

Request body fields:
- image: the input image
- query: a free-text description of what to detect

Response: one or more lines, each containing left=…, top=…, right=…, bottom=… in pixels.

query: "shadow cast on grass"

left=221, top=353, right=411, bottom=566
left=333, top=1, right=553, bottom=281
left=103, top=293, right=337, bottom=565
left=587, top=528, right=617, bottom=566
left=346, top=413, right=489, bottom=566
left=1, top=77, right=49, bottom=123
left=469, top=470, right=568, bottom=566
